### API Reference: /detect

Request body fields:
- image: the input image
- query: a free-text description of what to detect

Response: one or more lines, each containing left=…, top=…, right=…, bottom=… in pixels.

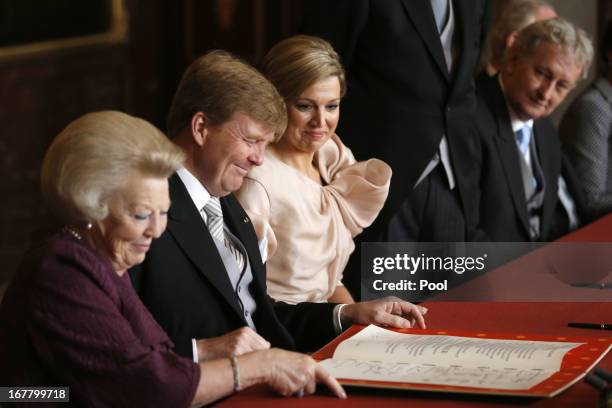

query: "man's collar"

left=509, top=113, right=534, bottom=134
left=485, top=63, right=498, bottom=77
left=498, top=74, right=534, bottom=133
left=176, top=167, right=212, bottom=211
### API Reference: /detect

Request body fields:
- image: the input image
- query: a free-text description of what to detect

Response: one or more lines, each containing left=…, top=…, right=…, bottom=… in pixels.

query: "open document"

left=316, top=325, right=612, bottom=397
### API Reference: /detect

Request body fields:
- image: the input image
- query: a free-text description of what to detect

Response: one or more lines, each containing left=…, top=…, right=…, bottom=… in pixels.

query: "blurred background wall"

left=0, top=0, right=609, bottom=296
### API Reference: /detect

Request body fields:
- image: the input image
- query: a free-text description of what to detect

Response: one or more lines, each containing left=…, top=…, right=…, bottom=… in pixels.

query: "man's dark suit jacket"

left=549, top=155, right=590, bottom=240
left=130, top=175, right=337, bottom=358
left=475, top=74, right=587, bottom=241
left=302, top=0, right=492, bottom=239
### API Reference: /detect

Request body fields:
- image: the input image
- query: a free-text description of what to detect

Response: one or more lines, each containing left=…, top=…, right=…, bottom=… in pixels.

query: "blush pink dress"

left=236, top=134, right=391, bottom=304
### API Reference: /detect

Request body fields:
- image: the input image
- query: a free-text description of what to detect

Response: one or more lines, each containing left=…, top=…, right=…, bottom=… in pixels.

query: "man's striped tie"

left=203, top=197, right=245, bottom=271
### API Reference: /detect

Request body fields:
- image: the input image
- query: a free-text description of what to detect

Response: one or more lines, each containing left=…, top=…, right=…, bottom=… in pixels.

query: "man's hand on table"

left=340, top=297, right=428, bottom=329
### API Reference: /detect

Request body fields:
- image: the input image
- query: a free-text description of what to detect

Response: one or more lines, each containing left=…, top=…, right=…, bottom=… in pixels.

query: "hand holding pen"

left=585, top=368, right=611, bottom=408
left=568, top=323, right=612, bottom=331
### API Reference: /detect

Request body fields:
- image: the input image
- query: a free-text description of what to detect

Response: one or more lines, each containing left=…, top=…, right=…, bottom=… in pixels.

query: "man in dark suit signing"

left=130, top=51, right=426, bottom=362
left=476, top=18, right=593, bottom=242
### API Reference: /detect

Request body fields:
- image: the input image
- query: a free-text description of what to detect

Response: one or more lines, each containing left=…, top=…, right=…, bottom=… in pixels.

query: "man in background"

left=302, top=0, right=492, bottom=297
left=561, top=21, right=612, bottom=220
left=476, top=18, right=593, bottom=241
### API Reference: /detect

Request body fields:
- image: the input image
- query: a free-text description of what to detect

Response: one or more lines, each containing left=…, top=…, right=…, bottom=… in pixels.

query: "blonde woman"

left=236, top=36, right=391, bottom=304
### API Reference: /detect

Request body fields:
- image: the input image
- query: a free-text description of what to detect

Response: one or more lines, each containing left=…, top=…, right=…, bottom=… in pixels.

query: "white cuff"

left=191, top=338, right=199, bottom=363
left=258, top=236, right=268, bottom=263
left=332, top=304, right=347, bottom=335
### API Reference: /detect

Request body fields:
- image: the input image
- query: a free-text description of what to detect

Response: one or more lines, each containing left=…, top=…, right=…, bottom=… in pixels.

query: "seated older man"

left=130, top=50, right=426, bottom=365
left=476, top=18, right=593, bottom=242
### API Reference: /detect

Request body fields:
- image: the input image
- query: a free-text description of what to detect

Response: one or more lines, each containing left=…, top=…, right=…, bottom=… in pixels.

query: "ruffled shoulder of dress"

left=316, top=134, right=356, bottom=183
left=318, top=134, right=392, bottom=236
left=245, top=149, right=288, bottom=186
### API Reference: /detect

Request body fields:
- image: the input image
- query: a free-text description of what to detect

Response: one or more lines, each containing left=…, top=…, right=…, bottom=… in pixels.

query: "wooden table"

left=217, top=216, right=612, bottom=407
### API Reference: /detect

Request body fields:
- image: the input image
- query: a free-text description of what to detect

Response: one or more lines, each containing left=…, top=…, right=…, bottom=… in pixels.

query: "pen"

left=570, top=282, right=612, bottom=289
left=585, top=373, right=609, bottom=391
left=594, top=368, right=612, bottom=383
left=567, top=322, right=612, bottom=330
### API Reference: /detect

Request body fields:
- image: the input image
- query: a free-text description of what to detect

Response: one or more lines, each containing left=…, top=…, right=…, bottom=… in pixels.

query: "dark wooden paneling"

left=0, top=45, right=129, bottom=287
left=0, top=0, right=306, bottom=294
left=182, top=0, right=304, bottom=65
left=125, top=0, right=165, bottom=127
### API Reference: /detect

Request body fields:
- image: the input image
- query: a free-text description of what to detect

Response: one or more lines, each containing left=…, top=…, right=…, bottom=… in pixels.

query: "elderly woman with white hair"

left=0, top=111, right=345, bottom=406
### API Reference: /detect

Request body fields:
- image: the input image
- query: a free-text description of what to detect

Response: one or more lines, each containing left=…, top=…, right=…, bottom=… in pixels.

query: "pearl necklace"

left=63, top=225, right=83, bottom=240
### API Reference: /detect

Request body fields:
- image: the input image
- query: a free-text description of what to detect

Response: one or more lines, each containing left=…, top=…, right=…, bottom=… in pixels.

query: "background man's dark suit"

left=302, top=0, right=491, bottom=296
left=475, top=74, right=585, bottom=241
left=302, top=0, right=491, bottom=239
left=549, top=155, right=590, bottom=239
left=130, top=175, right=336, bottom=358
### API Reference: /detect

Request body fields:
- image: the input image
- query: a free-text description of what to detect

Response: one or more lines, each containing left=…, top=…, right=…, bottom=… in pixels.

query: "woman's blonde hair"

left=261, top=35, right=346, bottom=102
left=41, top=111, right=184, bottom=224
